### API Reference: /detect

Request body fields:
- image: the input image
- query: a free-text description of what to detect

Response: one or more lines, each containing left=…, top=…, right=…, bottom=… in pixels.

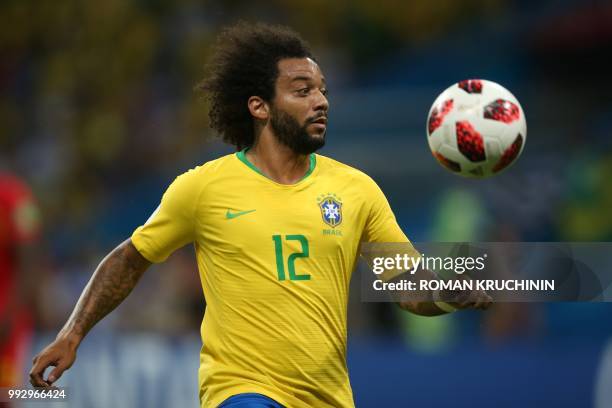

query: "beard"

left=269, top=106, right=326, bottom=155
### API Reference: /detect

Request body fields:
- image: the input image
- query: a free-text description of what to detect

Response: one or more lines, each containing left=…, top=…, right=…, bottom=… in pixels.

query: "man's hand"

left=28, top=239, right=150, bottom=387
left=401, top=287, right=492, bottom=315
left=29, top=333, right=79, bottom=387
left=444, top=287, right=493, bottom=311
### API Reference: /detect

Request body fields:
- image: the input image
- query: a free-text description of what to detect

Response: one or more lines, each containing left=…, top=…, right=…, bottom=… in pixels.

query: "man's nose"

left=313, top=90, right=329, bottom=112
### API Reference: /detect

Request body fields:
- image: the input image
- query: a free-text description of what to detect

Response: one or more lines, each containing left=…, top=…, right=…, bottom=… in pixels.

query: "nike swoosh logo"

left=226, top=209, right=256, bottom=219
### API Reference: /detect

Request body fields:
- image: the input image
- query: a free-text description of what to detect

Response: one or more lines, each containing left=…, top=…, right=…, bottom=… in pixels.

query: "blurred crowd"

left=1, top=0, right=612, bottom=350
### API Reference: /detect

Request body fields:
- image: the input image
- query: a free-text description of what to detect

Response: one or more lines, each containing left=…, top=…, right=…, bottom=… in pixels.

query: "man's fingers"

left=449, top=290, right=492, bottom=310
left=29, top=350, right=67, bottom=387
left=47, top=361, right=69, bottom=384
left=451, top=291, right=473, bottom=309
left=474, top=293, right=493, bottom=310
left=480, top=292, right=493, bottom=309
left=29, top=372, right=49, bottom=387
left=473, top=299, right=486, bottom=310
left=29, top=355, right=53, bottom=387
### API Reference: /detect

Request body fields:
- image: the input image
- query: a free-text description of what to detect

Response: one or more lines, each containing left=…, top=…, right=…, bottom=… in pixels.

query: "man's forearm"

left=57, top=239, right=151, bottom=345
left=392, top=267, right=453, bottom=316
left=395, top=268, right=491, bottom=315
left=398, top=300, right=449, bottom=316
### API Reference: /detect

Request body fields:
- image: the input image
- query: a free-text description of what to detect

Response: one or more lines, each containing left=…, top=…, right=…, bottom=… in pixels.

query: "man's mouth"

left=310, top=116, right=327, bottom=126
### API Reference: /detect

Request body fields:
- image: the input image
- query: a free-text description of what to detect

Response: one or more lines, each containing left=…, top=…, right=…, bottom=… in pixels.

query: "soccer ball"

left=426, top=79, right=527, bottom=178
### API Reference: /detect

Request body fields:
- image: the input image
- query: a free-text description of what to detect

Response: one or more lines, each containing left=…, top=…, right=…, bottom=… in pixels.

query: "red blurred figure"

left=0, top=173, right=41, bottom=387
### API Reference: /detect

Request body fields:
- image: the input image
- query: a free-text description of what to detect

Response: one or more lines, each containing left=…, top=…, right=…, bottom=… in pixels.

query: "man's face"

left=269, top=58, right=329, bottom=155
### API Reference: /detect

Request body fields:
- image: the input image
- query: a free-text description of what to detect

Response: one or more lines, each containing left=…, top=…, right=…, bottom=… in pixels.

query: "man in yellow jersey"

left=30, top=22, right=491, bottom=407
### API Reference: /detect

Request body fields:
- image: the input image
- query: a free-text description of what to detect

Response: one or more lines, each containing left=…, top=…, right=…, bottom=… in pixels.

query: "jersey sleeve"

left=360, top=176, right=421, bottom=281
left=131, top=170, right=200, bottom=263
left=361, top=176, right=408, bottom=244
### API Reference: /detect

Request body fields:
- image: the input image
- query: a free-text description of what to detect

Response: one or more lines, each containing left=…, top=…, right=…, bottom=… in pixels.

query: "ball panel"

left=485, top=138, right=502, bottom=166
left=483, top=99, right=520, bottom=123
left=456, top=121, right=486, bottom=162
left=428, top=99, right=454, bottom=135
left=492, top=133, right=524, bottom=173
left=433, top=152, right=461, bottom=172
left=458, top=79, right=483, bottom=94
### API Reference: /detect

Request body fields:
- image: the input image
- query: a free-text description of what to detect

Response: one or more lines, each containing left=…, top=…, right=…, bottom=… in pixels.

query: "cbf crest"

left=317, top=193, right=342, bottom=228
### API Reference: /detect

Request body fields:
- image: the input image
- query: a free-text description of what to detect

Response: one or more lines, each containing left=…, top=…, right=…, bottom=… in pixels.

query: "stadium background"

left=1, top=0, right=611, bottom=406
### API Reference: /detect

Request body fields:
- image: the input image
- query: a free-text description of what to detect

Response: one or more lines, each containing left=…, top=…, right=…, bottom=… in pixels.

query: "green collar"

left=236, top=148, right=316, bottom=183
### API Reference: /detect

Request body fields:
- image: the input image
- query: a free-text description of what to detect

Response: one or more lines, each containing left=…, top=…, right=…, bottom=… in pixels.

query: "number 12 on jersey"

left=272, top=234, right=311, bottom=281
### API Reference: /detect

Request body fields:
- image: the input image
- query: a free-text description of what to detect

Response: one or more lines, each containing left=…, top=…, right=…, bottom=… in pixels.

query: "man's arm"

left=393, top=268, right=492, bottom=316
left=397, top=294, right=491, bottom=316
left=397, top=300, right=449, bottom=316
left=29, top=239, right=151, bottom=387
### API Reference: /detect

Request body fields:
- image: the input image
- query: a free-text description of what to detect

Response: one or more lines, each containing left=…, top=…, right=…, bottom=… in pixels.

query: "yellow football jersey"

left=131, top=150, right=412, bottom=408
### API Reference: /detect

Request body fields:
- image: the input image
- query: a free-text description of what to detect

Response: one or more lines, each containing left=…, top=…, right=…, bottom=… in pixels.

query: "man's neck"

left=246, top=132, right=312, bottom=185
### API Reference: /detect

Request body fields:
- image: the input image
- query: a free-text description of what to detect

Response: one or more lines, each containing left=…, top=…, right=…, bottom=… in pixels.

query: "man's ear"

left=248, top=96, right=269, bottom=120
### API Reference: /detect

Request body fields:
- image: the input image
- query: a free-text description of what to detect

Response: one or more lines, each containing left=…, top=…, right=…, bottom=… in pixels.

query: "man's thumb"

left=47, top=362, right=68, bottom=384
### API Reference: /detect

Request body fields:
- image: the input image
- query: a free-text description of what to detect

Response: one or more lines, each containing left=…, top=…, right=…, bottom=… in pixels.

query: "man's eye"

left=321, top=88, right=328, bottom=96
left=298, top=88, right=310, bottom=95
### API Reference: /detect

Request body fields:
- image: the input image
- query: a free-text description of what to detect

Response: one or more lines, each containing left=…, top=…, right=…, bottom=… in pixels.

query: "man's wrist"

left=433, top=301, right=457, bottom=313
left=432, top=288, right=458, bottom=313
left=56, top=328, right=84, bottom=350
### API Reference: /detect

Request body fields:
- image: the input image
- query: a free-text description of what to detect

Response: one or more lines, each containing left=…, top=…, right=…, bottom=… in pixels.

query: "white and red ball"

left=426, top=79, right=527, bottom=178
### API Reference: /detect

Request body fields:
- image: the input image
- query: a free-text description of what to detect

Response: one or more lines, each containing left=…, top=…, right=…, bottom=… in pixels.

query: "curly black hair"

left=197, top=22, right=315, bottom=150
